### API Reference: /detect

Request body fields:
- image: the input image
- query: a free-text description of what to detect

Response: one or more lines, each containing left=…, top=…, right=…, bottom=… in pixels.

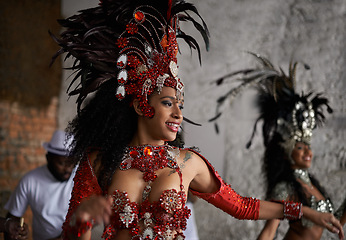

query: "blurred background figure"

left=210, top=53, right=344, bottom=240
left=4, top=130, right=75, bottom=240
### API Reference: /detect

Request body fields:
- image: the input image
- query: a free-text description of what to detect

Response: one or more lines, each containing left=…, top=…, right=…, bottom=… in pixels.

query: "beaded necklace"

left=120, top=144, right=180, bottom=180
left=120, top=144, right=182, bottom=202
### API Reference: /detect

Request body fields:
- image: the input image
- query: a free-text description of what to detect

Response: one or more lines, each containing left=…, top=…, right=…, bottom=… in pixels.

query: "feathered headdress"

left=210, top=52, right=332, bottom=150
left=51, top=0, right=209, bottom=117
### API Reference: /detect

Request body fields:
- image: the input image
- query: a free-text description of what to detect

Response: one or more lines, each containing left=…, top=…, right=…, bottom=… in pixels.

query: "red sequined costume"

left=62, top=145, right=260, bottom=240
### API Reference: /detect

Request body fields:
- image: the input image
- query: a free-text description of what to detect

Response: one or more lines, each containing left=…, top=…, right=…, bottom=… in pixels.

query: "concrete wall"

left=58, top=0, right=346, bottom=239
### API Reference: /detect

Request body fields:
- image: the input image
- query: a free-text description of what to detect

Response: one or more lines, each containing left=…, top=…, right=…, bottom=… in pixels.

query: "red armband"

left=188, top=150, right=260, bottom=220
left=273, top=200, right=303, bottom=220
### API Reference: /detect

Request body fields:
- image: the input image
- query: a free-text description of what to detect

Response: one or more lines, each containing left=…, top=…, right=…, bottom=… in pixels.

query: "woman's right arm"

left=257, top=219, right=280, bottom=240
left=65, top=196, right=112, bottom=240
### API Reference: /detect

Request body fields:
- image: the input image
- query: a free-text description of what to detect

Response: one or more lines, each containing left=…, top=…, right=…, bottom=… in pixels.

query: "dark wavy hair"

left=263, top=133, right=329, bottom=206
left=67, top=80, right=137, bottom=190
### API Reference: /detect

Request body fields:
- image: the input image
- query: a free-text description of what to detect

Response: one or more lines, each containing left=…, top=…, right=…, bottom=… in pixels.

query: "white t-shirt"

left=185, top=201, right=199, bottom=240
left=5, top=165, right=75, bottom=240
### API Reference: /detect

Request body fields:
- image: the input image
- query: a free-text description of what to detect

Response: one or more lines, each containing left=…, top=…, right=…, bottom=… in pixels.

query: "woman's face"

left=137, top=86, right=184, bottom=144
left=290, top=142, right=313, bottom=169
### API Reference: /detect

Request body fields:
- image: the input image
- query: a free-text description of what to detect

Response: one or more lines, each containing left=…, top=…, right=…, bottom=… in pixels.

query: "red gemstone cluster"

left=120, top=145, right=179, bottom=182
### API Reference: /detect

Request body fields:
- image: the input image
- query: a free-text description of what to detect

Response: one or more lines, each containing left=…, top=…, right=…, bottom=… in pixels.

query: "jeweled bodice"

left=104, top=145, right=190, bottom=240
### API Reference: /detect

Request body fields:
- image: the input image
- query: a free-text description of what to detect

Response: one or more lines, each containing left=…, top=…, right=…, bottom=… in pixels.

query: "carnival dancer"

left=210, top=52, right=345, bottom=240
left=51, top=1, right=344, bottom=239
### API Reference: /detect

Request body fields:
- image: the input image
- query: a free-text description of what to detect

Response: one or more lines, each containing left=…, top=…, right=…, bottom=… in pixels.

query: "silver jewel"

left=169, top=61, right=178, bottom=77
left=119, top=204, right=136, bottom=228
left=164, top=226, right=173, bottom=239
left=142, top=181, right=152, bottom=201
left=143, top=212, right=153, bottom=226
left=117, top=54, right=127, bottom=68
left=302, top=196, right=334, bottom=227
left=144, top=43, right=153, bottom=56
left=142, top=227, right=154, bottom=239
left=142, top=79, right=152, bottom=99
left=117, top=69, right=128, bottom=83
left=293, top=169, right=311, bottom=186
left=176, top=79, right=184, bottom=100
left=167, top=147, right=179, bottom=169
left=120, top=157, right=132, bottom=170
left=156, top=74, right=169, bottom=94
left=137, top=64, right=148, bottom=75
left=116, top=85, right=125, bottom=98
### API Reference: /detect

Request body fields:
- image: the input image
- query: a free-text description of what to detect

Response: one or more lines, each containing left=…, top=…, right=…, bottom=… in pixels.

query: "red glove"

left=188, top=150, right=260, bottom=220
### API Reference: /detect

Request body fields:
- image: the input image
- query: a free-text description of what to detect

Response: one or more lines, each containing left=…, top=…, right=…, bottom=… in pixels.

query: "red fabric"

left=189, top=150, right=260, bottom=220
left=62, top=155, right=103, bottom=240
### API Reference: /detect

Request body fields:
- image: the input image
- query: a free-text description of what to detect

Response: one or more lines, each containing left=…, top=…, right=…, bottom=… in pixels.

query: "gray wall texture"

left=58, top=0, right=346, bottom=239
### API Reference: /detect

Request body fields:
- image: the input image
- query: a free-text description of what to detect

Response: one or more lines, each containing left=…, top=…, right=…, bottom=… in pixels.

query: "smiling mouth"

left=166, top=122, right=180, bottom=131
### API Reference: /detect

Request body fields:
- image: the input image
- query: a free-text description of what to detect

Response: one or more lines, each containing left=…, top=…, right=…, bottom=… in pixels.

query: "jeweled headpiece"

left=51, top=0, right=209, bottom=117
left=210, top=52, right=332, bottom=150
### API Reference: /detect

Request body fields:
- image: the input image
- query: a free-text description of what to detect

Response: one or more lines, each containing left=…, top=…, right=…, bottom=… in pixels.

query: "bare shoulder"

left=177, top=148, right=208, bottom=172
left=178, top=149, right=204, bottom=162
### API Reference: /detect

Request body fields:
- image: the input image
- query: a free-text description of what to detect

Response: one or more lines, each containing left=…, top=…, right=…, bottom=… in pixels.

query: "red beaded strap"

left=65, top=214, right=93, bottom=238
left=273, top=200, right=303, bottom=220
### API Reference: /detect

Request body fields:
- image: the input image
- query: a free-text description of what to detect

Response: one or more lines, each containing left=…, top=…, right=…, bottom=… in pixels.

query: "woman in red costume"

left=210, top=53, right=345, bottom=240
left=51, top=1, right=344, bottom=239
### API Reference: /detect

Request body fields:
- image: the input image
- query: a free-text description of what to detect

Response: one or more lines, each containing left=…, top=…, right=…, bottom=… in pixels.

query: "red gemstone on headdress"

left=116, top=37, right=128, bottom=48
left=118, top=78, right=126, bottom=84
left=117, top=62, right=124, bottom=68
left=134, top=11, right=145, bottom=23
left=115, top=93, right=125, bottom=100
left=143, top=146, right=153, bottom=156
left=126, top=23, right=138, bottom=35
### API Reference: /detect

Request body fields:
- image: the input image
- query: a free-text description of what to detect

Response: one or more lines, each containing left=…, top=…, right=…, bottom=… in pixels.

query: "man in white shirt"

left=5, top=130, right=76, bottom=240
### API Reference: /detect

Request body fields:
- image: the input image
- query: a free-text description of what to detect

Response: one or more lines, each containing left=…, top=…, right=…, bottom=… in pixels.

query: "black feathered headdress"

left=51, top=0, right=209, bottom=118
left=210, top=52, right=332, bottom=149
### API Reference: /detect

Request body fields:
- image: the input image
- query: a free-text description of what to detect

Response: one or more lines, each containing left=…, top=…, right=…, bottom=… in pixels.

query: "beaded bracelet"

left=66, top=214, right=93, bottom=237
left=273, top=200, right=303, bottom=220
left=283, top=201, right=303, bottom=220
